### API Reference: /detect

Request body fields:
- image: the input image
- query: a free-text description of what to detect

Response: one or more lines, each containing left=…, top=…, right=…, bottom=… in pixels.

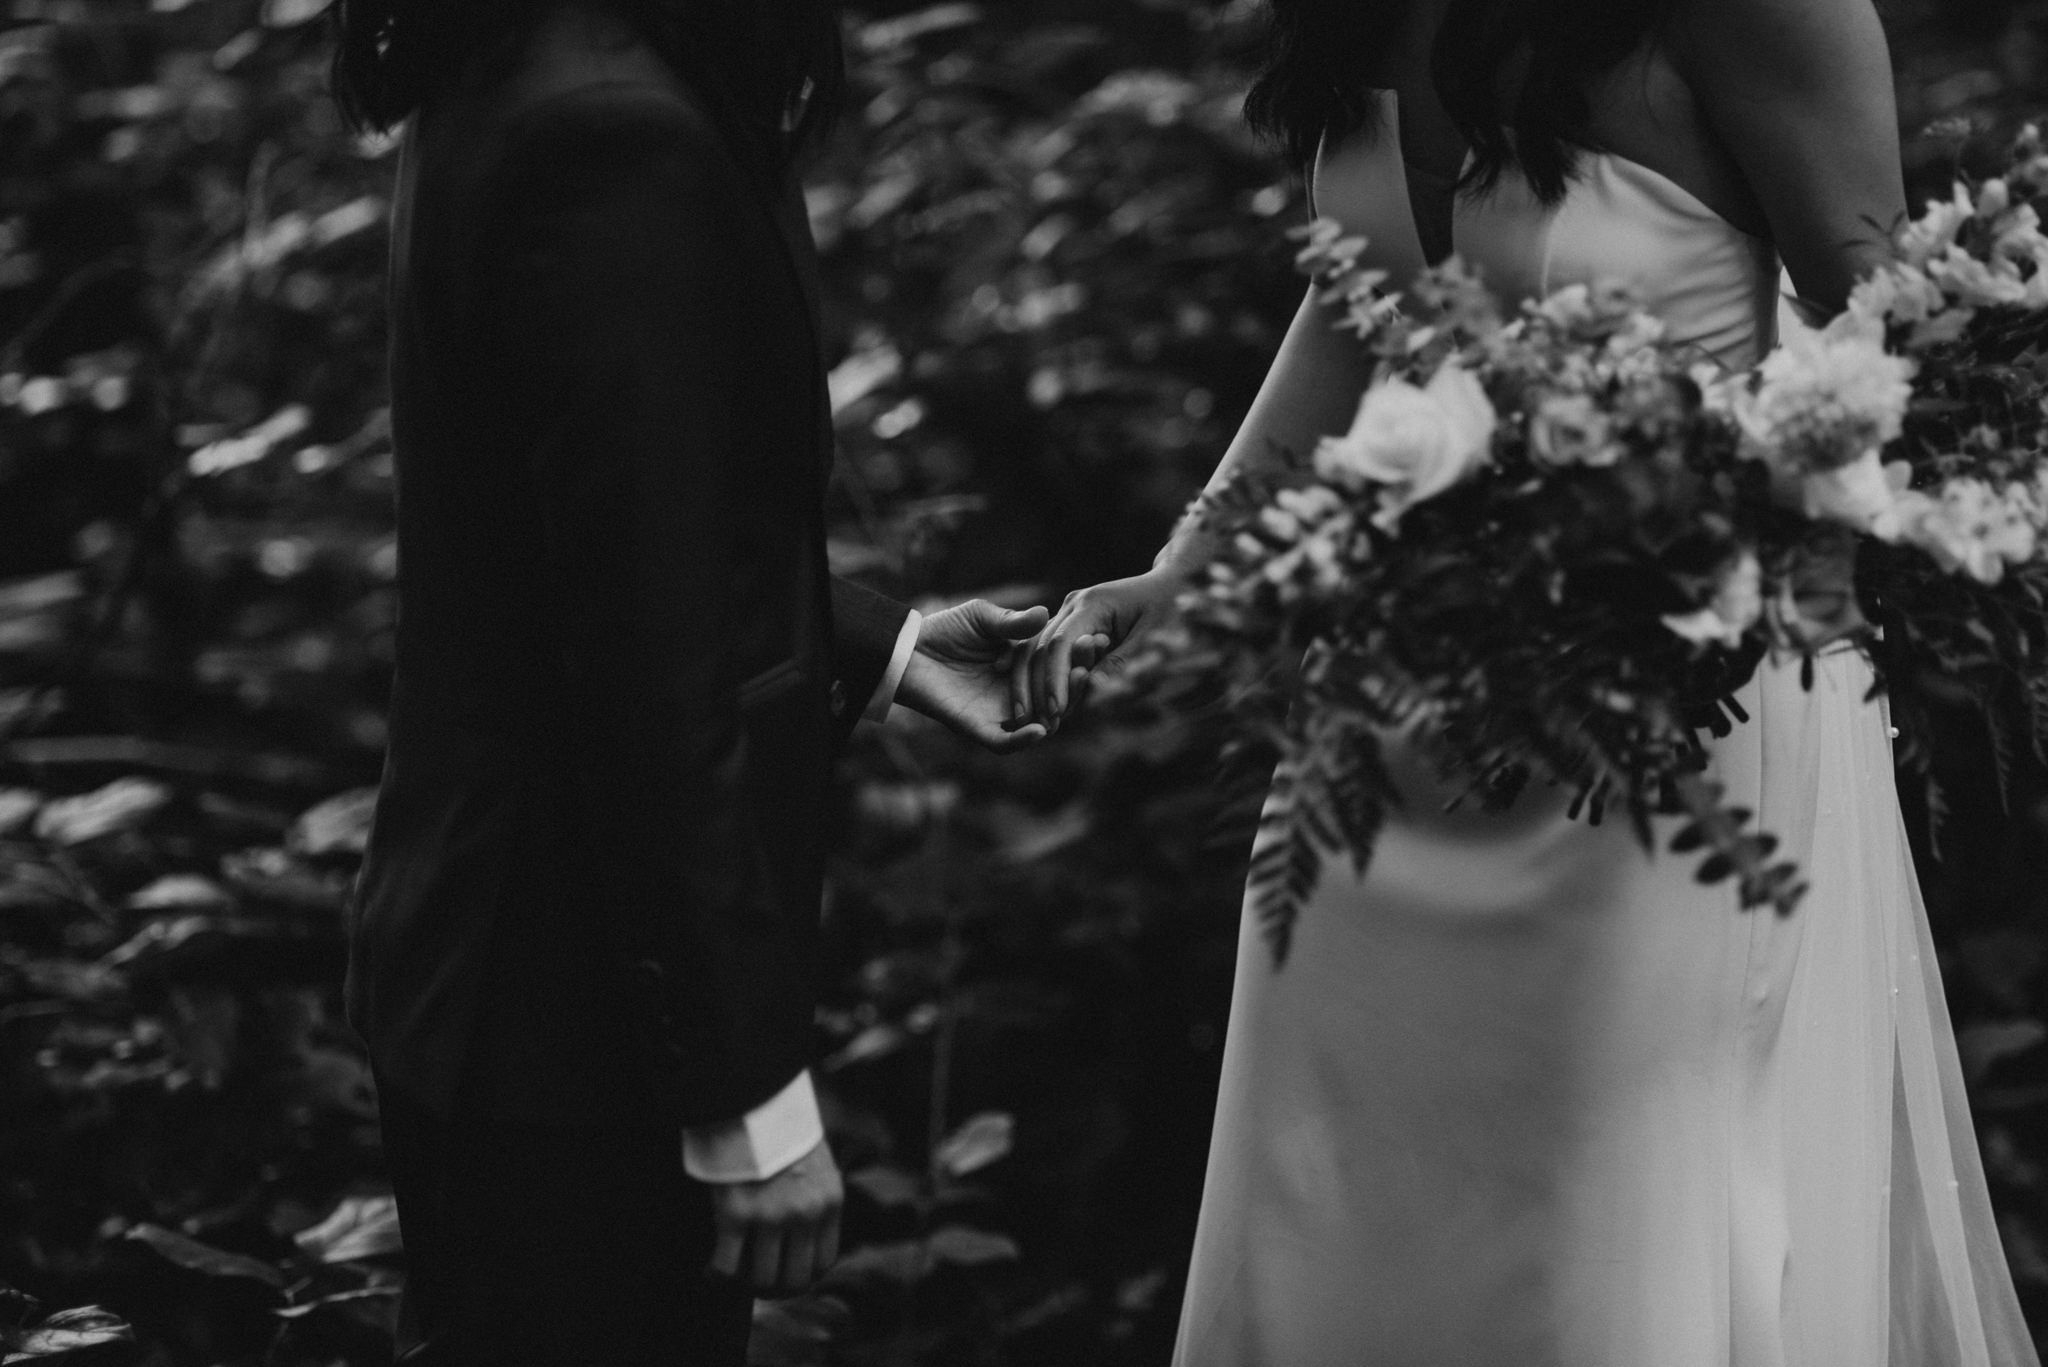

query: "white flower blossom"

left=1799, top=446, right=1900, bottom=534
left=1736, top=323, right=1915, bottom=472
left=1315, top=361, right=1497, bottom=530
left=1602, top=310, right=1666, bottom=359
left=1898, top=188, right=1972, bottom=268
left=1908, top=307, right=1977, bottom=348
left=1845, top=264, right=1947, bottom=330
left=1929, top=246, right=2029, bottom=308
left=1534, top=284, right=1593, bottom=329
left=1528, top=393, right=1622, bottom=468
left=1995, top=201, right=2044, bottom=252
left=1891, top=476, right=2039, bottom=584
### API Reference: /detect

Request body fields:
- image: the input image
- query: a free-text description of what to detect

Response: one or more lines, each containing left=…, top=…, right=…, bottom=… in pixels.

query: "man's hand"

left=706, top=1138, right=843, bottom=1298
left=1012, top=570, right=1184, bottom=729
left=897, top=600, right=1052, bottom=752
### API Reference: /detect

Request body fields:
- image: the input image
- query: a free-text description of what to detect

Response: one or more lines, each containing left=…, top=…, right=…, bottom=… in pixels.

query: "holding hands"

left=896, top=599, right=1054, bottom=751
left=897, top=569, right=1184, bottom=748
left=1010, top=569, right=1184, bottom=732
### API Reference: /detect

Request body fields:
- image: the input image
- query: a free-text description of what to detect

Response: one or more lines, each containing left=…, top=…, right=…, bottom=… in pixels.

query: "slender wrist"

left=1153, top=500, right=1225, bottom=577
left=897, top=645, right=933, bottom=713
left=1152, top=534, right=1213, bottom=579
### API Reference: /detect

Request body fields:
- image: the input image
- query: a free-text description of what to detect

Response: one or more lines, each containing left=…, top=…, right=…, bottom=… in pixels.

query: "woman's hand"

left=1013, top=569, right=1187, bottom=727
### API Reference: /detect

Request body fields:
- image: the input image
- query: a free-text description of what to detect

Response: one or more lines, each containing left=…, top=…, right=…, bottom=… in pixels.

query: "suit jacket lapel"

left=663, top=66, right=826, bottom=353
left=766, top=175, right=824, bottom=338
left=759, top=168, right=836, bottom=482
left=674, top=84, right=834, bottom=473
left=714, top=131, right=831, bottom=460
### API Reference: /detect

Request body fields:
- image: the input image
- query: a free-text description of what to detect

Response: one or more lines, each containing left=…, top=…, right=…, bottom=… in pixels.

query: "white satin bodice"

left=1313, top=89, right=1780, bottom=371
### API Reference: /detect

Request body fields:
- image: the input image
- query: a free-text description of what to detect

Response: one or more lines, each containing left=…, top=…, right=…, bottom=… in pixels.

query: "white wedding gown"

left=1172, top=91, right=2041, bottom=1367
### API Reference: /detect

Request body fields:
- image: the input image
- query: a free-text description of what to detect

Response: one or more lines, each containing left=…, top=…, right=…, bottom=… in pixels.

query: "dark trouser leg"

left=377, top=1078, right=754, bottom=1367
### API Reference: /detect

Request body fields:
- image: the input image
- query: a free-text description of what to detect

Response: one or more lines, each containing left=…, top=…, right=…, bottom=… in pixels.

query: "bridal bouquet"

left=1120, top=129, right=2048, bottom=957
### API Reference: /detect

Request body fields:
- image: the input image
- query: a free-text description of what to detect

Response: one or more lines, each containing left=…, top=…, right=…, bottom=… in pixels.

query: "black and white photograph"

left=4, top=0, right=2048, bottom=1363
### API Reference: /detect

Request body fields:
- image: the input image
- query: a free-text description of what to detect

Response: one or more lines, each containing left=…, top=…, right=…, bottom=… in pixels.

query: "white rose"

left=1799, top=446, right=1898, bottom=533
left=1316, top=362, right=1496, bottom=529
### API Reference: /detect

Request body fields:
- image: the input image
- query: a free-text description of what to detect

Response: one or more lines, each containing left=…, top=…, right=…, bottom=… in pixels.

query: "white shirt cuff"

left=681, top=1069, right=825, bottom=1183
left=861, top=608, right=922, bottom=724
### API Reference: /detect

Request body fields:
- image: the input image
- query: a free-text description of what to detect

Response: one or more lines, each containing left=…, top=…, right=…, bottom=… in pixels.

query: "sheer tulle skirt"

left=1173, top=650, right=2038, bottom=1367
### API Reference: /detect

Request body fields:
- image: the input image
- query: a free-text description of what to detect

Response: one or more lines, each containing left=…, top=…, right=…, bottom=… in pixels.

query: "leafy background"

left=1, top=0, right=2046, bottom=1362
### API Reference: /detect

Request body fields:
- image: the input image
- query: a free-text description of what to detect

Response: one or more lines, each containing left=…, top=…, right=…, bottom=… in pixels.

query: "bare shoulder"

left=1664, top=0, right=1903, bottom=309
left=1665, top=0, right=1891, bottom=102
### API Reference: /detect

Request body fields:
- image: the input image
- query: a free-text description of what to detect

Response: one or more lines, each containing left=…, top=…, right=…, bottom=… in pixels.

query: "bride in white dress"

left=1018, top=0, right=2043, bottom=1362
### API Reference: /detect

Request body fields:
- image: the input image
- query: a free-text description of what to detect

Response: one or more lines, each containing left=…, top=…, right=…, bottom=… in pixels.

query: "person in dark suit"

left=328, top=0, right=1046, bottom=1360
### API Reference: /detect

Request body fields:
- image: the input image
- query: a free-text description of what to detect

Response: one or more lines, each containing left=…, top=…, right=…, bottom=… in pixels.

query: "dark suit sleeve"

left=476, top=91, right=824, bottom=1127
left=829, top=575, right=912, bottom=729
